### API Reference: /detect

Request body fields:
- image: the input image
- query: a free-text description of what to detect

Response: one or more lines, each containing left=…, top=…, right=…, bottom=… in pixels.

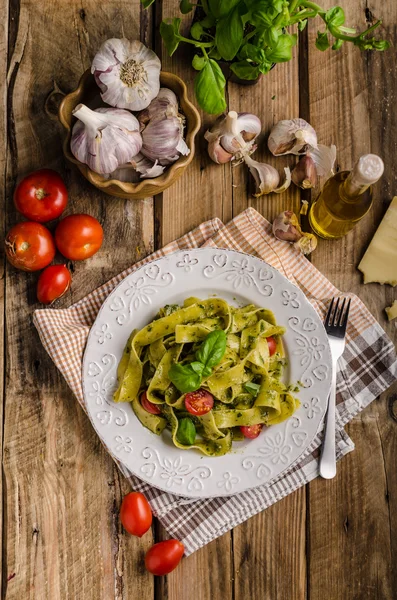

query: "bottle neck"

left=342, top=153, right=384, bottom=200
left=342, top=172, right=371, bottom=199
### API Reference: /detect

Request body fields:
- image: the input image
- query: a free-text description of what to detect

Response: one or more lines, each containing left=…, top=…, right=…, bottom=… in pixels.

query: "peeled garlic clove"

left=71, top=104, right=142, bottom=175
left=291, top=155, right=318, bottom=189
left=309, top=144, right=337, bottom=177
left=91, top=38, right=161, bottom=111
left=272, top=211, right=317, bottom=255
left=245, top=155, right=291, bottom=196
left=205, top=111, right=261, bottom=163
left=268, top=118, right=318, bottom=156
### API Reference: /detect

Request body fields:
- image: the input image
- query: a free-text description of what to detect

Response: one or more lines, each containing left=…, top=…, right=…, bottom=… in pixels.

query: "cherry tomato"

left=184, top=389, right=214, bottom=416
left=141, top=391, right=162, bottom=415
left=37, top=265, right=71, bottom=304
left=5, top=222, right=56, bottom=271
left=55, top=214, right=103, bottom=261
left=120, top=492, right=152, bottom=538
left=14, top=169, right=68, bottom=223
left=145, top=540, right=185, bottom=576
left=267, top=336, right=277, bottom=357
left=240, top=424, right=263, bottom=439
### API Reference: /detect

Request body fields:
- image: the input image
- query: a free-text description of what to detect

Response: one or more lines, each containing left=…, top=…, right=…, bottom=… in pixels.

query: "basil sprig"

left=177, top=417, right=196, bottom=445
left=169, top=329, right=227, bottom=393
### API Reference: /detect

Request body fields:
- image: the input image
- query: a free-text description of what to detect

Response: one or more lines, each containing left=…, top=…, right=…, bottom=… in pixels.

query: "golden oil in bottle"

left=309, top=154, right=384, bottom=239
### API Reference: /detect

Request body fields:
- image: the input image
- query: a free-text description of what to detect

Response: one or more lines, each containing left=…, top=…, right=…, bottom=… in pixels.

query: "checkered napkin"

left=33, top=208, right=397, bottom=556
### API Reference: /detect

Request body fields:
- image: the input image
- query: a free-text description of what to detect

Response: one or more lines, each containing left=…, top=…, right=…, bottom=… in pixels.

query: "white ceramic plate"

left=82, top=249, right=332, bottom=498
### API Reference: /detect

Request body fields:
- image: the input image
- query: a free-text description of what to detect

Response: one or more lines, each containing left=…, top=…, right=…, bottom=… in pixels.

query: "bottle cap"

left=354, top=154, right=384, bottom=186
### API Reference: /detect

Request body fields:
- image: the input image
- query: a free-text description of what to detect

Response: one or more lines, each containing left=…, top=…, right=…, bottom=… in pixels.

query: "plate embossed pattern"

left=82, top=249, right=332, bottom=498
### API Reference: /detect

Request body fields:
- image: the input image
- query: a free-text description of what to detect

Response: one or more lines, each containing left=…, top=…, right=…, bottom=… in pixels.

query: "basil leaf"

left=298, top=19, right=308, bottom=32
left=332, top=39, right=343, bottom=50
left=160, top=18, right=181, bottom=56
left=180, top=0, right=194, bottom=14
left=194, top=59, right=227, bottom=114
left=196, top=330, right=227, bottom=369
left=177, top=417, right=196, bottom=445
left=209, top=0, right=241, bottom=19
left=316, top=31, right=330, bottom=51
left=216, top=6, right=244, bottom=61
left=325, top=7, right=345, bottom=28
left=238, top=43, right=264, bottom=63
left=191, top=22, right=204, bottom=41
left=251, top=6, right=279, bottom=27
left=141, top=0, right=155, bottom=7
left=266, top=33, right=296, bottom=63
left=243, top=382, right=261, bottom=397
left=230, top=60, right=260, bottom=80
left=192, top=54, right=206, bottom=70
left=190, top=361, right=205, bottom=374
left=202, top=365, right=212, bottom=377
left=263, top=26, right=279, bottom=48
left=169, top=363, right=202, bottom=393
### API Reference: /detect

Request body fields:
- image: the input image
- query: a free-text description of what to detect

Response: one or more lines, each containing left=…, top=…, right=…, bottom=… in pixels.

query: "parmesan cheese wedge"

left=358, top=196, right=397, bottom=286
left=385, top=300, right=397, bottom=321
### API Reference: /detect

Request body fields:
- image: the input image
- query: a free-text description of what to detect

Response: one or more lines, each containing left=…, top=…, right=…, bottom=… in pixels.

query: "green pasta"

left=114, top=297, right=300, bottom=456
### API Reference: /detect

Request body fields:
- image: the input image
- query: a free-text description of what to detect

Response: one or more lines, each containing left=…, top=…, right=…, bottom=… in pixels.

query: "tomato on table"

left=184, top=389, right=214, bottom=416
left=141, top=391, right=162, bottom=415
left=120, top=492, right=152, bottom=538
left=240, top=424, right=263, bottom=439
left=14, top=169, right=68, bottom=222
left=5, top=222, right=56, bottom=271
left=37, top=265, right=71, bottom=304
left=145, top=539, right=185, bottom=576
left=267, top=336, right=277, bottom=356
left=55, top=214, right=103, bottom=260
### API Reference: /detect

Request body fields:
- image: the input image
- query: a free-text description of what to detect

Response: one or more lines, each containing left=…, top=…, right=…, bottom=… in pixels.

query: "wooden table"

left=1, top=0, right=396, bottom=598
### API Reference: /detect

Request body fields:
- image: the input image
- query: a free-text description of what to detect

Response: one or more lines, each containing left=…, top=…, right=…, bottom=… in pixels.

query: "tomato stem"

left=35, top=188, right=48, bottom=200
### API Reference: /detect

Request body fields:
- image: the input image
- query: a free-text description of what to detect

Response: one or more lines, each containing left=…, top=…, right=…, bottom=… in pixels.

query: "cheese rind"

left=385, top=300, right=397, bottom=321
left=358, top=197, right=397, bottom=286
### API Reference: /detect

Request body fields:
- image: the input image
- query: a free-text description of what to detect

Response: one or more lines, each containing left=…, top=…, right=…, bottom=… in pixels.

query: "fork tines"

left=324, top=296, right=351, bottom=336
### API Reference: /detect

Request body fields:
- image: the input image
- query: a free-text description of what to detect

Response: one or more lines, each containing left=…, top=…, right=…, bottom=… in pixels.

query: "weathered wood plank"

left=307, top=0, right=397, bottom=597
left=2, top=1, right=154, bottom=598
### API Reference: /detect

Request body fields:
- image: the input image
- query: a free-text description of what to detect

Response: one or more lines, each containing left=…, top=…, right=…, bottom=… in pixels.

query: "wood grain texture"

left=2, top=1, right=154, bottom=599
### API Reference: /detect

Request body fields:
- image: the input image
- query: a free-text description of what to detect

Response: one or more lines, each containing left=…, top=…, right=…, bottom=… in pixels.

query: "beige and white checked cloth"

left=33, top=208, right=397, bottom=556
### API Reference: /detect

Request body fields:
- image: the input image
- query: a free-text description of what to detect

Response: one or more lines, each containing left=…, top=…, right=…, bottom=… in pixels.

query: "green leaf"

left=160, top=18, right=182, bottom=56
left=209, top=0, right=241, bottom=19
left=180, top=0, right=194, bottom=14
left=266, top=33, right=297, bottom=63
left=298, top=19, right=308, bottom=32
left=216, top=6, right=244, bottom=61
left=263, top=26, right=279, bottom=48
left=325, top=7, right=345, bottom=28
left=196, top=330, right=227, bottom=369
left=141, top=0, right=156, bottom=7
left=177, top=418, right=196, bottom=445
left=190, top=361, right=205, bottom=374
left=192, top=54, right=207, bottom=70
left=201, top=14, right=216, bottom=28
left=315, top=31, right=330, bottom=51
left=238, top=43, right=264, bottom=63
left=169, top=363, right=202, bottom=393
left=243, top=382, right=261, bottom=397
left=209, top=47, right=222, bottom=59
left=191, top=22, right=204, bottom=41
left=332, top=39, right=343, bottom=50
left=251, top=5, right=279, bottom=27
left=230, top=60, right=261, bottom=80
left=194, top=59, right=227, bottom=114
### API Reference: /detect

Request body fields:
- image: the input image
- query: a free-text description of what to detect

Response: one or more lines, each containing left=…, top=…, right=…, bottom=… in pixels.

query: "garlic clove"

left=71, top=104, right=142, bottom=175
left=274, top=167, right=292, bottom=194
left=272, top=210, right=317, bottom=254
left=139, top=87, right=179, bottom=125
left=309, top=144, right=337, bottom=178
left=245, top=155, right=291, bottom=196
left=207, top=138, right=234, bottom=164
left=294, top=234, right=317, bottom=255
left=205, top=111, right=261, bottom=163
left=291, top=155, right=318, bottom=189
left=140, top=114, right=189, bottom=165
left=268, top=118, right=318, bottom=156
left=91, top=38, right=161, bottom=111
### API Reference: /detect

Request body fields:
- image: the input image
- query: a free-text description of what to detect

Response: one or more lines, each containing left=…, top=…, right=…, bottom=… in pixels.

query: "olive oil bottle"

left=309, top=154, right=384, bottom=239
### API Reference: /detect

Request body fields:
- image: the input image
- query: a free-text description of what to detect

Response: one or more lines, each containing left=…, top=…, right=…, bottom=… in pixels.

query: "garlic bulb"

left=91, top=38, right=161, bottom=111
left=139, top=108, right=189, bottom=166
left=291, top=155, right=318, bottom=189
left=139, top=88, right=179, bottom=125
left=71, top=104, right=142, bottom=175
left=272, top=211, right=317, bottom=255
left=205, top=111, right=261, bottom=164
left=268, top=118, right=317, bottom=156
left=244, top=155, right=291, bottom=196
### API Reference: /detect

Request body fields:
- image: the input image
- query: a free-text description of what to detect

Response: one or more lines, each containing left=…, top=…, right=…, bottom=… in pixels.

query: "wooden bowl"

left=59, top=70, right=201, bottom=199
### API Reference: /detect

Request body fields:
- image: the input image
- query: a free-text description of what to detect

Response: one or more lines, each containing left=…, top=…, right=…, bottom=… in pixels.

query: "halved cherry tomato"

left=5, top=222, right=56, bottom=271
left=267, top=336, right=277, bottom=357
left=37, top=265, right=71, bottom=304
left=145, top=539, right=185, bottom=576
left=141, top=391, right=162, bottom=415
left=240, top=424, right=263, bottom=439
left=55, top=214, right=103, bottom=260
left=14, top=169, right=68, bottom=223
left=120, top=492, right=152, bottom=538
left=184, top=389, right=214, bottom=416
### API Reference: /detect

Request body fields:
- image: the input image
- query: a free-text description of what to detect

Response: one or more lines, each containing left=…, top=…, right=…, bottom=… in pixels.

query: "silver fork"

left=319, top=297, right=351, bottom=479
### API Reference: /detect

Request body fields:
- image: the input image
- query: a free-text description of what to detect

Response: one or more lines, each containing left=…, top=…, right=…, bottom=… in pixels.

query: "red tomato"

left=55, top=214, right=103, bottom=260
left=37, top=265, right=71, bottom=304
left=5, top=222, right=56, bottom=271
left=267, top=336, right=277, bottom=356
left=184, top=389, right=214, bottom=416
left=145, top=540, right=185, bottom=576
left=240, top=424, right=263, bottom=439
left=14, top=169, right=68, bottom=223
left=120, top=492, right=152, bottom=538
left=141, top=391, right=162, bottom=415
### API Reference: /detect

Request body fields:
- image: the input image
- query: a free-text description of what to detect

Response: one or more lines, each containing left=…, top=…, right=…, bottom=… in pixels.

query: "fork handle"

left=319, top=362, right=337, bottom=479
